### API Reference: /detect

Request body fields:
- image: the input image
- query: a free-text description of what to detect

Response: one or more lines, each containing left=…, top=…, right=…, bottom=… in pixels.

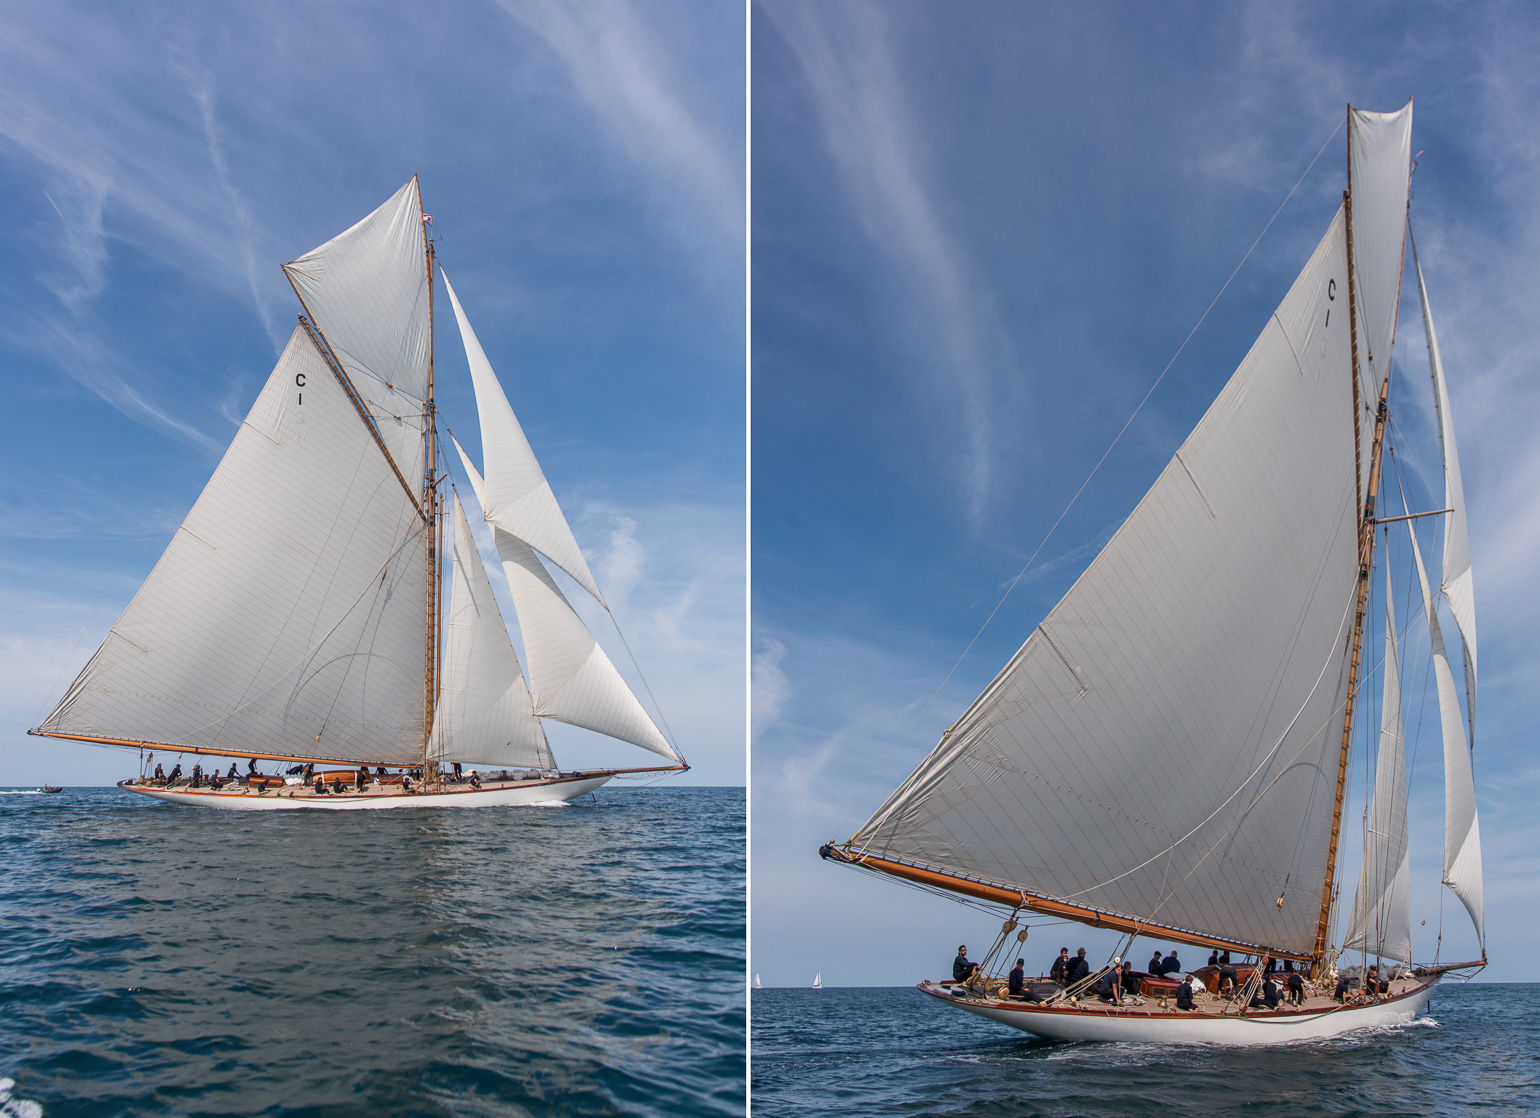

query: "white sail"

left=39, top=327, right=428, bottom=763
left=428, top=492, right=554, bottom=770
left=1414, top=243, right=1477, bottom=744
left=1408, top=520, right=1484, bottom=952
left=492, top=526, right=677, bottom=760
left=452, top=435, right=678, bottom=761
left=850, top=207, right=1363, bottom=956
left=1344, top=562, right=1412, bottom=963
left=441, top=269, right=605, bottom=605
left=1348, top=103, right=1413, bottom=503
left=753, top=973, right=763, bottom=989
left=283, top=179, right=431, bottom=491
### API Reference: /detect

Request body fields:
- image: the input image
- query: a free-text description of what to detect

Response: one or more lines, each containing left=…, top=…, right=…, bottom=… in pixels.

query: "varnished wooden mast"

left=421, top=180, right=440, bottom=775
left=1311, top=108, right=1393, bottom=976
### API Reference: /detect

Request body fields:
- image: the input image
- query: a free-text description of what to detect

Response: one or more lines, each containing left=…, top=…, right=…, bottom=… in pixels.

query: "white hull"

left=923, top=977, right=1438, bottom=1045
left=120, top=773, right=613, bottom=811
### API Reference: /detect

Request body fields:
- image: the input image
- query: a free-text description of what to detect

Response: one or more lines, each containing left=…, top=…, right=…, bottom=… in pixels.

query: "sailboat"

left=753, top=973, right=763, bottom=989
left=29, top=179, right=687, bottom=809
left=821, top=101, right=1485, bottom=1043
left=812, top=973, right=823, bottom=990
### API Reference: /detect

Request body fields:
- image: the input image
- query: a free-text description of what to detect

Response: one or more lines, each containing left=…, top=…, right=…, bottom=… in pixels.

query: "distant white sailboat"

left=31, top=179, right=687, bottom=809
left=812, top=973, right=823, bottom=990
left=822, top=100, right=1485, bottom=1043
left=752, top=973, right=763, bottom=989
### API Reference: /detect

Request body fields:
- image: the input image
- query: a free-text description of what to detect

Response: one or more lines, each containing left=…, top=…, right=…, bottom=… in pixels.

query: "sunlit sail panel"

left=492, top=527, right=678, bottom=761
left=852, top=210, right=1360, bottom=956
left=1408, top=521, right=1484, bottom=951
left=1347, top=103, right=1412, bottom=502
left=283, top=179, right=431, bottom=488
left=1415, top=247, right=1477, bottom=741
left=39, top=327, right=428, bottom=763
left=428, top=493, right=554, bottom=770
left=1344, top=563, right=1412, bottom=963
left=441, top=270, right=604, bottom=605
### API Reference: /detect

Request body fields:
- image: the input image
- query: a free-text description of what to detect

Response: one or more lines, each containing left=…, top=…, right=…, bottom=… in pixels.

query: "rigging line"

left=36, top=312, right=263, bottom=727
left=835, top=114, right=1348, bottom=838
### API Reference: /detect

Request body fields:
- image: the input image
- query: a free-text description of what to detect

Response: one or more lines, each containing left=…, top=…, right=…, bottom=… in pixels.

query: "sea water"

left=0, top=785, right=744, bottom=1117
left=751, top=983, right=1538, bottom=1117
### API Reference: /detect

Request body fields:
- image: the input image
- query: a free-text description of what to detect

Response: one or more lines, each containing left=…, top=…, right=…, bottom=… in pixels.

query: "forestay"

left=428, top=492, right=555, bottom=770
left=1343, top=562, right=1412, bottom=963
left=38, top=328, right=428, bottom=763
left=283, top=179, right=431, bottom=490
left=851, top=205, right=1364, bottom=957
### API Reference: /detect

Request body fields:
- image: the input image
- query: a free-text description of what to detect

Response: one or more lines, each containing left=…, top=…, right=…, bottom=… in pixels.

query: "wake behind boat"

left=31, top=180, right=686, bottom=808
left=822, top=101, right=1486, bottom=1044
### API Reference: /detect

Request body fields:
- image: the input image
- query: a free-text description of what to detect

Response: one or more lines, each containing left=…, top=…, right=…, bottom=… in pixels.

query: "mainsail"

left=838, top=104, right=1419, bottom=962
left=37, top=327, right=429, bottom=763
left=1343, top=562, right=1412, bottom=963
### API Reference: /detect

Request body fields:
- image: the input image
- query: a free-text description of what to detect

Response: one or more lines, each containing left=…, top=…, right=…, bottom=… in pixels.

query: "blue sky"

left=752, top=0, right=1538, bottom=984
left=1, top=0, right=745, bottom=787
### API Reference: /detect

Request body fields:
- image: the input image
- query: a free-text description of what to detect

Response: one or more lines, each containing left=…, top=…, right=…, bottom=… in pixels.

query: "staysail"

left=452, top=440, right=680, bottom=761
left=1343, top=562, right=1412, bottom=963
left=1408, top=519, right=1485, bottom=951
left=37, top=327, right=429, bottom=763
left=840, top=104, right=1416, bottom=960
left=441, top=271, right=605, bottom=605
left=428, top=492, right=555, bottom=770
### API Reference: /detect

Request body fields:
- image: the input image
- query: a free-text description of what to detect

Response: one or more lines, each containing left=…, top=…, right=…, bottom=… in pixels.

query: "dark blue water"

left=0, top=786, right=744, bottom=1117
left=751, top=984, right=1538, bottom=1117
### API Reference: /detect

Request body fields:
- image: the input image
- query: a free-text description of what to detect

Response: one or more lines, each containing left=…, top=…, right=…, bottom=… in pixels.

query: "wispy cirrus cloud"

left=496, top=0, right=744, bottom=278
left=758, top=0, right=1011, bottom=531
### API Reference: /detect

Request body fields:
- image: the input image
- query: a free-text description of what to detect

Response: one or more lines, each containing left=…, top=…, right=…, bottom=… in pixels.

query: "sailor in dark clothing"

left=953, top=946, right=979, bottom=984
left=167, top=763, right=182, bottom=784
left=191, top=763, right=203, bottom=788
left=1261, top=975, right=1283, bottom=1008
left=1333, top=973, right=1356, bottom=1001
left=1065, top=948, right=1090, bottom=985
left=1159, top=952, right=1182, bottom=975
left=1008, top=958, right=1025, bottom=997
left=452, top=761, right=463, bottom=783
left=1216, top=964, right=1239, bottom=996
left=1219, top=951, right=1231, bottom=966
left=1149, top=950, right=1164, bottom=974
left=247, top=758, right=257, bottom=775
left=1175, top=975, right=1196, bottom=1011
left=1287, top=972, right=1306, bottom=1005
left=313, top=774, right=326, bottom=795
left=153, top=763, right=164, bottom=782
left=1050, top=948, right=1071, bottom=984
left=1121, top=962, right=1142, bottom=996
left=1208, top=950, right=1220, bottom=966
left=1097, top=961, right=1125, bottom=1005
